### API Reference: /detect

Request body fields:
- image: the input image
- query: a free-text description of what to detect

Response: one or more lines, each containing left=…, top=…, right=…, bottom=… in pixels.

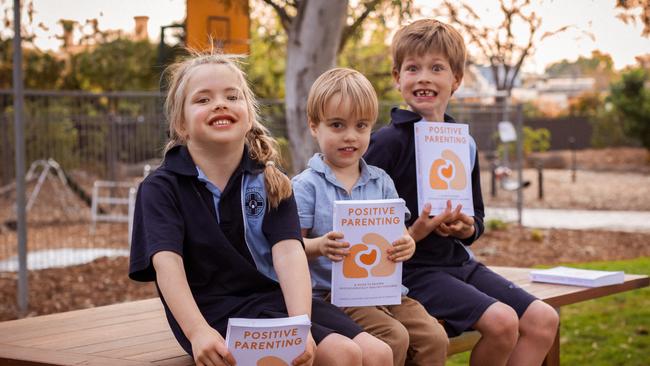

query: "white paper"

left=530, top=266, right=625, bottom=287
left=414, top=122, right=474, bottom=216
left=331, top=199, right=404, bottom=307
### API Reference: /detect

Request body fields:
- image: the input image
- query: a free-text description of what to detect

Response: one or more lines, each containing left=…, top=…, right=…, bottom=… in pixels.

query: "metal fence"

left=0, top=90, right=523, bottom=274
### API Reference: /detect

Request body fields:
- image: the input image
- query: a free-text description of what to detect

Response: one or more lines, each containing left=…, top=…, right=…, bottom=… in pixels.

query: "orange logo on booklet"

left=429, top=149, right=467, bottom=190
left=257, top=355, right=288, bottom=366
left=342, top=233, right=396, bottom=278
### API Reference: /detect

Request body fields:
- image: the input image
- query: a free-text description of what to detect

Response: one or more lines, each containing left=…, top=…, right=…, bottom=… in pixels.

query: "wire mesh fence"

left=0, top=90, right=521, bottom=273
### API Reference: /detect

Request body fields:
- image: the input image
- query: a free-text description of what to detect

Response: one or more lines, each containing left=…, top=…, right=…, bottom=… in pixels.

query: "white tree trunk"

left=284, top=0, right=348, bottom=173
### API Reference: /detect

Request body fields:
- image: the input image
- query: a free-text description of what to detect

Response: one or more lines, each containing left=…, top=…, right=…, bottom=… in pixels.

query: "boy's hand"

left=318, top=231, right=350, bottom=262
left=408, top=201, right=460, bottom=242
left=387, top=234, right=415, bottom=262
left=189, top=324, right=236, bottom=366
left=435, top=213, right=475, bottom=240
left=291, top=332, right=316, bottom=366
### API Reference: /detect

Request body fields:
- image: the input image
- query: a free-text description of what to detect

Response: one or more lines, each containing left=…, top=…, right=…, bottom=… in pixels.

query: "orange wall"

left=186, top=0, right=250, bottom=54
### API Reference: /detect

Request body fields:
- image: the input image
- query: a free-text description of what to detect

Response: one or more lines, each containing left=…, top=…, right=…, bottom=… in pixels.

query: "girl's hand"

left=408, top=200, right=460, bottom=242
left=318, top=231, right=350, bottom=262
left=387, top=234, right=415, bottom=262
left=189, top=324, right=236, bottom=366
left=291, top=332, right=316, bottom=366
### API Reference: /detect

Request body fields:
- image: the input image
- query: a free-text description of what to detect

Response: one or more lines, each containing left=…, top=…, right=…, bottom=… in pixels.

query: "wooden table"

left=0, top=267, right=647, bottom=366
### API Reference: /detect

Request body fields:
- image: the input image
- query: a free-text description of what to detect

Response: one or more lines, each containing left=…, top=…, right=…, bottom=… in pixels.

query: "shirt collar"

left=162, top=144, right=262, bottom=176
left=390, top=107, right=456, bottom=125
left=307, top=153, right=379, bottom=189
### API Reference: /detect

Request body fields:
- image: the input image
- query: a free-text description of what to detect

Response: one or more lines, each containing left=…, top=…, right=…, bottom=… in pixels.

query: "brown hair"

left=162, top=52, right=291, bottom=208
left=307, top=67, right=378, bottom=125
left=391, top=19, right=466, bottom=84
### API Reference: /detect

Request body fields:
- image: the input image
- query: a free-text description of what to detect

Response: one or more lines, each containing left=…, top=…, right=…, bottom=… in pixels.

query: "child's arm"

left=302, top=229, right=350, bottom=261
left=272, top=239, right=316, bottom=366
left=152, top=251, right=236, bottom=366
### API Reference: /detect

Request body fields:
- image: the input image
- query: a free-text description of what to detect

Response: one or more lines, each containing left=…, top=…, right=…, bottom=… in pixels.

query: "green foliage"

left=498, top=126, right=551, bottom=160
left=609, top=68, right=650, bottom=151
left=486, top=218, right=509, bottom=231
left=245, top=16, right=286, bottom=99
left=0, top=38, right=66, bottom=90
left=448, top=257, right=650, bottom=366
left=545, top=50, right=616, bottom=89
left=61, top=38, right=159, bottom=91
left=529, top=228, right=544, bottom=242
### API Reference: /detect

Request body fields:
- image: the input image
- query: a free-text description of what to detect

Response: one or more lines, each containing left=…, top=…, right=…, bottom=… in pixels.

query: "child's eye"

left=227, top=94, right=239, bottom=101
left=432, top=64, right=445, bottom=72
left=405, top=65, right=418, bottom=72
left=196, top=97, right=209, bottom=104
left=357, top=122, right=369, bottom=129
left=331, top=122, right=343, bottom=129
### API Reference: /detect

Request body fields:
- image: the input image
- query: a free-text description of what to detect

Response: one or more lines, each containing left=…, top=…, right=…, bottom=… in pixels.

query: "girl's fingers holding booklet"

left=292, top=334, right=316, bottom=366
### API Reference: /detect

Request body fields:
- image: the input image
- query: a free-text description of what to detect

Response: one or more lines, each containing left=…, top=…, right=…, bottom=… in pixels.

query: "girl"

left=128, top=52, right=392, bottom=366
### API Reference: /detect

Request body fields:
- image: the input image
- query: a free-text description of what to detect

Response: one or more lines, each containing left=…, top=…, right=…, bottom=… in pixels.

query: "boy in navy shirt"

left=365, top=19, right=559, bottom=366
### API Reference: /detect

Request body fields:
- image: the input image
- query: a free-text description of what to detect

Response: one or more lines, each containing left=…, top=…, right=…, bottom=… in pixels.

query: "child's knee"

left=382, top=322, right=409, bottom=357
left=522, top=301, right=559, bottom=340
left=478, top=303, right=519, bottom=343
left=354, top=332, right=393, bottom=366
left=319, top=334, right=363, bottom=364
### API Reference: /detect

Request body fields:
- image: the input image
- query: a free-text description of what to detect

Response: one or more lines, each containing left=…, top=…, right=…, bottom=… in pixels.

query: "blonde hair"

left=391, top=19, right=466, bottom=84
left=162, top=52, right=291, bottom=208
left=307, top=67, right=378, bottom=126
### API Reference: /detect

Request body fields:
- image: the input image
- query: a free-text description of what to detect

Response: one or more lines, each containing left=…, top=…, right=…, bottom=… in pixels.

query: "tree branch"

left=339, top=0, right=382, bottom=53
left=261, top=0, right=294, bottom=32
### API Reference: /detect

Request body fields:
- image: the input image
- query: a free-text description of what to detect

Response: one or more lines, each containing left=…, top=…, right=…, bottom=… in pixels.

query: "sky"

left=13, top=0, right=650, bottom=74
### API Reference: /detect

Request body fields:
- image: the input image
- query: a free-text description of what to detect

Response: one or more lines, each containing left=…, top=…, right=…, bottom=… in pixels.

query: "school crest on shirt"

left=245, top=187, right=265, bottom=217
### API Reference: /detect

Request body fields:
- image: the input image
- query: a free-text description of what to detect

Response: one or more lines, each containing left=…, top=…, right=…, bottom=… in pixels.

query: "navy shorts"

left=404, top=260, right=537, bottom=337
left=259, top=297, right=364, bottom=343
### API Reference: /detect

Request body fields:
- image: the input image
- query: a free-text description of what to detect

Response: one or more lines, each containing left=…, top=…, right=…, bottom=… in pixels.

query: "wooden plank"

left=65, top=330, right=172, bottom=354
left=154, top=355, right=195, bottom=366
left=0, top=309, right=163, bottom=344
left=0, top=298, right=161, bottom=340
left=0, top=344, right=152, bottom=366
left=92, top=338, right=183, bottom=358
left=13, top=317, right=169, bottom=349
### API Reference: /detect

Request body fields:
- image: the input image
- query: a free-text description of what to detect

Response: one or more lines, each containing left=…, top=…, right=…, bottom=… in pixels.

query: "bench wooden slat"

left=0, top=266, right=646, bottom=366
left=64, top=330, right=172, bottom=354
left=0, top=344, right=152, bottom=366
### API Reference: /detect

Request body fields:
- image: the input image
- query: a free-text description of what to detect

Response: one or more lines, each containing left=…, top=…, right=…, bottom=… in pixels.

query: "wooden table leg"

left=542, top=308, right=561, bottom=366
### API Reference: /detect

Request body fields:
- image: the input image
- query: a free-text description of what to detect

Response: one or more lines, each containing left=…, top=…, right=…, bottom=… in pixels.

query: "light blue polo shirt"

left=292, top=153, right=410, bottom=297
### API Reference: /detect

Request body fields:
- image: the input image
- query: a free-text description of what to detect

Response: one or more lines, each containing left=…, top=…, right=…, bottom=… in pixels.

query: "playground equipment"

left=0, top=159, right=93, bottom=229
left=90, top=181, right=137, bottom=246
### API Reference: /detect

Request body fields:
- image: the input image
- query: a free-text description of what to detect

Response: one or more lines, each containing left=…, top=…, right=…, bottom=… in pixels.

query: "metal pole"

left=569, top=136, right=577, bottom=183
left=13, top=0, right=29, bottom=316
left=515, top=104, right=524, bottom=226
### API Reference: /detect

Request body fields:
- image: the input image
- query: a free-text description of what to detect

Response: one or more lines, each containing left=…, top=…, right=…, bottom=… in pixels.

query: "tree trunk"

left=284, top=0, right=348, bottom=173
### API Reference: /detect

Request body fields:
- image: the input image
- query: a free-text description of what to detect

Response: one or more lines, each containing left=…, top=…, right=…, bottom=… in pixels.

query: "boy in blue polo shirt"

left=365, top=19, right=559, bottom=366
left=292, top=67, right=449, bottom=366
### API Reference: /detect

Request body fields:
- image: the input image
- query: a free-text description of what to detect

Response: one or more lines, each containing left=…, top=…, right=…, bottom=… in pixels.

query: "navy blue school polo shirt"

left=364, top=108, right=485, bottom=268
left=128, top=145, right=302, bottom=351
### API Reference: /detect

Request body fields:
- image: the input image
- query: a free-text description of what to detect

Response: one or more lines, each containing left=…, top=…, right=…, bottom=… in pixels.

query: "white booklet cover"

left=331, top=199, right=405, bottom=307
left=226, top=314, right=311, bottom=366
left=530, top=266, right=625, bottom=287
left=414, top=121, right=474, bottom=216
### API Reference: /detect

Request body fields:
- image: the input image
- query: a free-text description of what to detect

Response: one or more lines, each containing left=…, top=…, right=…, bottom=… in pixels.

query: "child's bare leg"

left=353, top=332, right=393, bottom=366
left=470, top=302, right=519, bottom=366
left=313, top=333, right=362, bottom=366
left=506, top=300, right=559, bottom=366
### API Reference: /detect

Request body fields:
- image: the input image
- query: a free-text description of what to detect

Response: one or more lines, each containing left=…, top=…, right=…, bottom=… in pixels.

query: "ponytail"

left=246, top=125, right=292, bottom=209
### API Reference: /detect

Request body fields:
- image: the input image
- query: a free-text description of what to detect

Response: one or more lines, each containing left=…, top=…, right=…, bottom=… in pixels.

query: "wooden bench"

left=0, top=266, right=647, bottom=366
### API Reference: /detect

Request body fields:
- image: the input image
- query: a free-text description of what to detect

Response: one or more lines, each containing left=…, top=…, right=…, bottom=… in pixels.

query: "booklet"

left=226, top=314, right=311, bottom=365
left=414, top=121, right=474, bottom=216
left=530, top=266, right=625, bottom=287
left=331, top=199, right=405, bottom=307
